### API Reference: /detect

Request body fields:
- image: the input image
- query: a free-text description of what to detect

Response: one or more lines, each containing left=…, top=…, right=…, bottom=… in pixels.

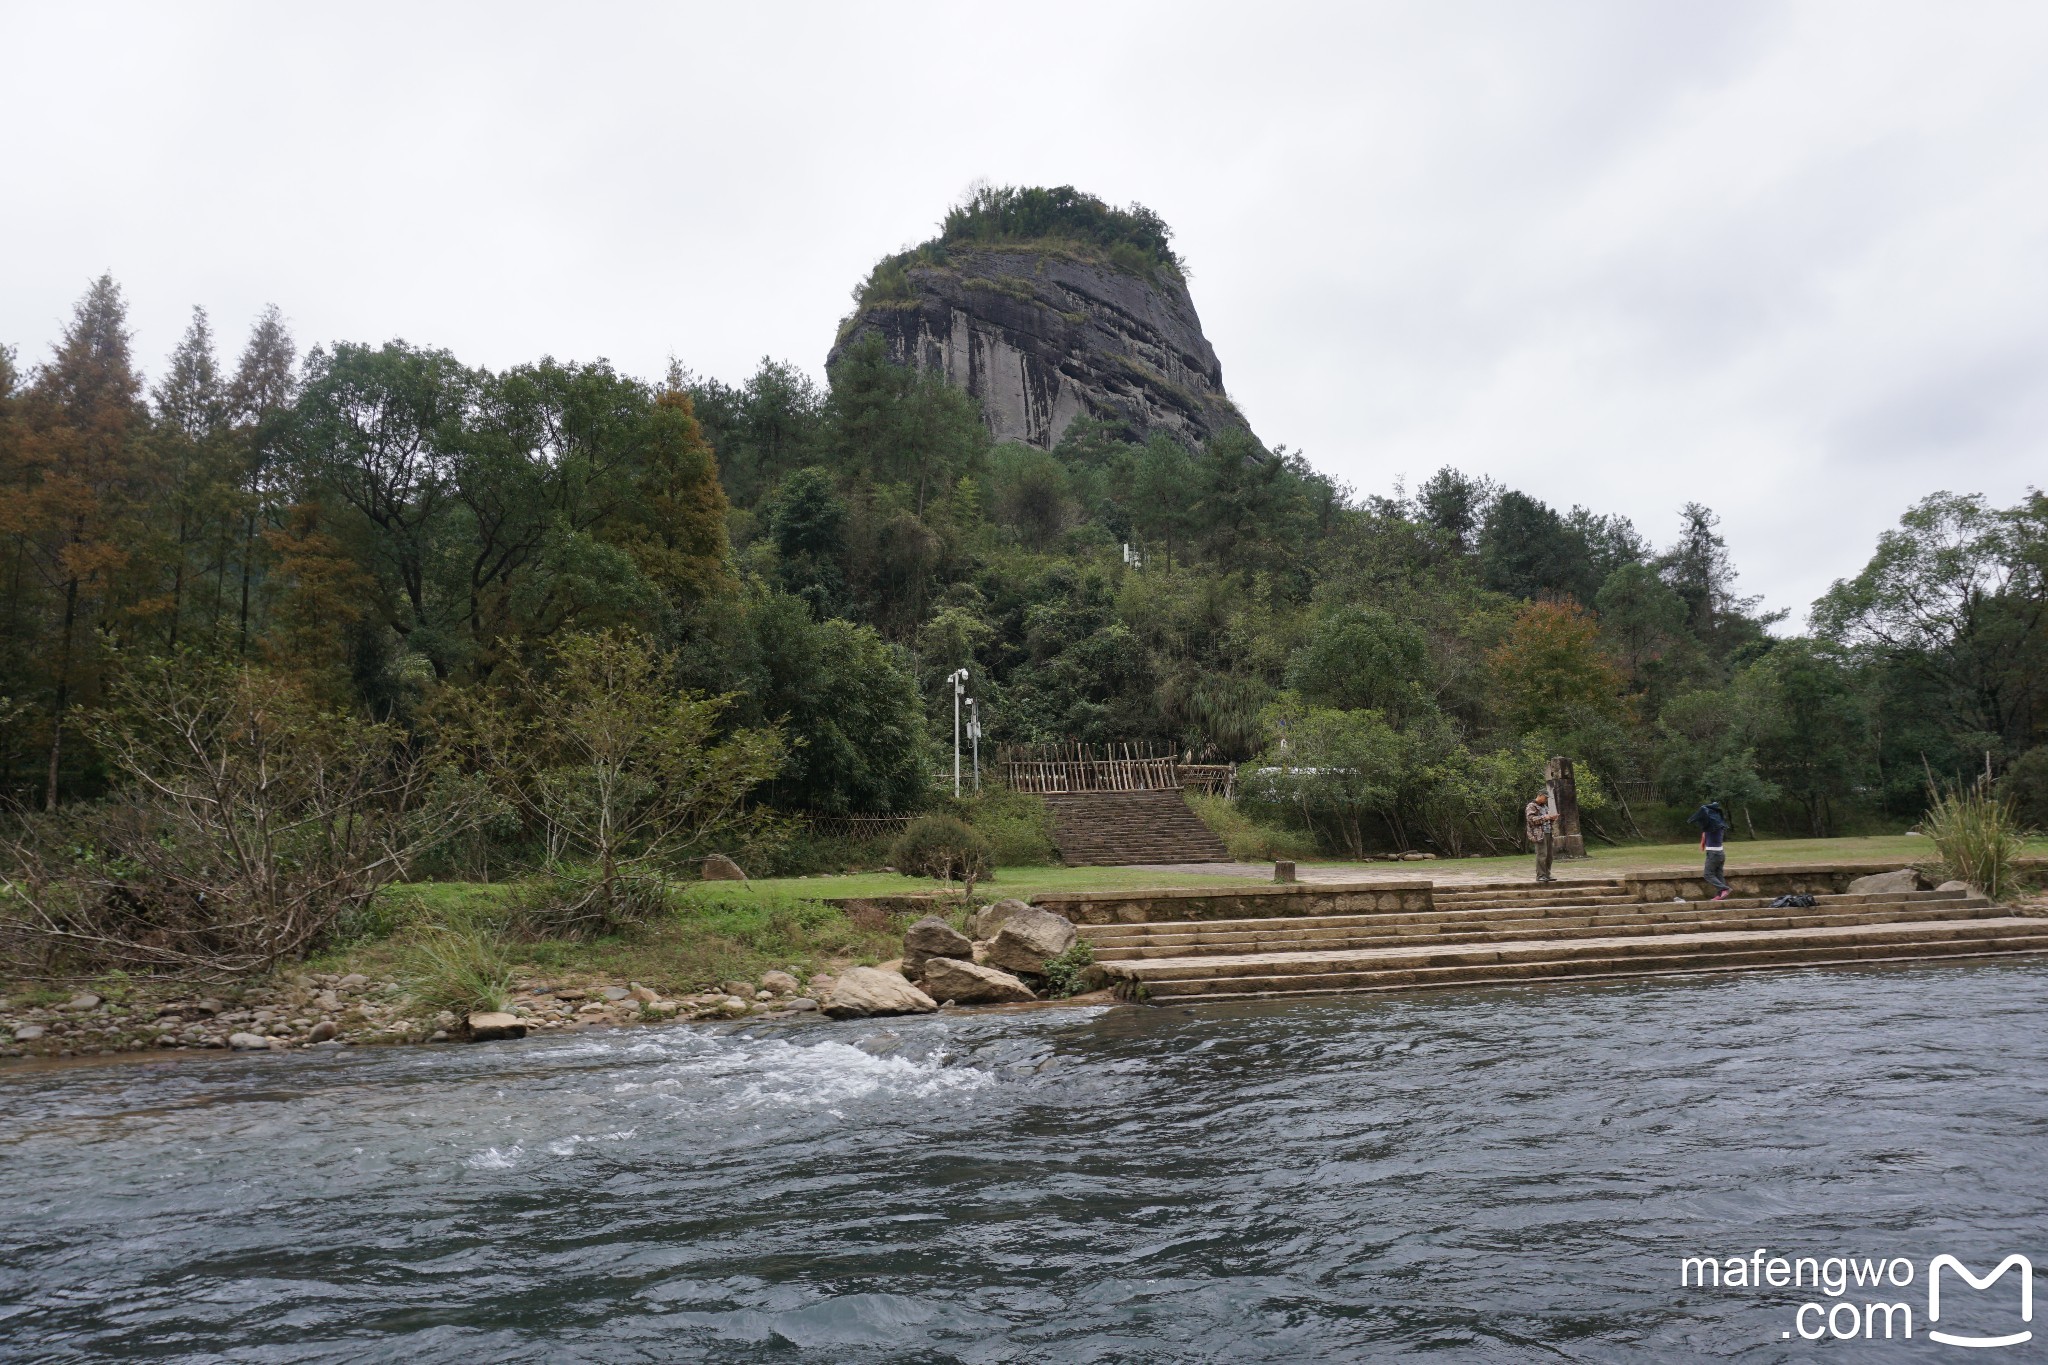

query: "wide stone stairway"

left=1045, top=789, right=1232, bottom=867
left=1086, top=878, right=2048, bottom=1001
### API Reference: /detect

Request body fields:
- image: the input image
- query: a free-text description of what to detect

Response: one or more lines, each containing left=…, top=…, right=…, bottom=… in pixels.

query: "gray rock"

left=985, top=907, right=1079, bottom=975
left=786, top=998, right=820, bottom=1012
left=1936, top=879, right=1971, bottom=893
left=702, top=853, right=748, bottom=880
left=902, top=915, right=974, bottom=978
left=972, top=898, right=1034, bottom=940
left=10, top=1024, right=46, bottom=1042
left=1846, top=869, right=1923, bottom=895
left=227, top=1032, right=272, bottom=1051
left=601, top=986, right=632, bottom=1002
left=467, top=1011, right=527, bottom=1042
left=759, top=970, right=800, bottom=996
left=830, top=242, right=1250, bottom=452
left=920, top=957, right=1036, bottom=1005
left=307, top=1020, right=338, bottom=1042
left=337, top=973, right=370, bottom=992
left=313, top=990, right=342, bottom=1012
left=820, top=967, right=938, bottom=1020
left=62, top=992, right=103, bottom=1012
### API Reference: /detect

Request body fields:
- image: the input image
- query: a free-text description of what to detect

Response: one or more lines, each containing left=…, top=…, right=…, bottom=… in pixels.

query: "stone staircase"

left=1087, top=879, right=2048, bottom=1001
left=1044, top=789, right=1232, bottom=867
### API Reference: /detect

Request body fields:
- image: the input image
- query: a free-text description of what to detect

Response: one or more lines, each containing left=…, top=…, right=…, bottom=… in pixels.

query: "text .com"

left=1680, top=1250, right=2034, bottom=1346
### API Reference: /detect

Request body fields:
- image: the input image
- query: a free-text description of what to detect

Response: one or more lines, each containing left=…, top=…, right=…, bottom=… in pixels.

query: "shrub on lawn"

left=890, top=815, right=992, bottom=895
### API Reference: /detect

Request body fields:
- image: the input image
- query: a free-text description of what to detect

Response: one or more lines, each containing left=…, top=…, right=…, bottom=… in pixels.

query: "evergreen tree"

left=16, top=275, right=149, bottom=805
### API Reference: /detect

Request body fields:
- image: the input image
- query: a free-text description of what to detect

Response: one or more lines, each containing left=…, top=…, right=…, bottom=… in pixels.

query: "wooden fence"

left=800, top=812, right=916, bottom=841
left=999, top=743, right=1188, bottom=795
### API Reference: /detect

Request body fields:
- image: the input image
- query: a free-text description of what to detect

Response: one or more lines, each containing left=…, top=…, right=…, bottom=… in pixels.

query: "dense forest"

left=2, top=274, right=2045, bottom=873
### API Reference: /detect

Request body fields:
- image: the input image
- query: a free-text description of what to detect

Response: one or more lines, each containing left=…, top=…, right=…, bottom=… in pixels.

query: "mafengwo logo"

left=1679, top=1249, right=2034, bottom=1345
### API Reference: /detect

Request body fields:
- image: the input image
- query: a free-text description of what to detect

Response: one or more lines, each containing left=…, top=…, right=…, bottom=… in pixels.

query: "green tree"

left=764, top=466, right=849, bottom=616
left=1285, top=606, right=1433, bottom=719
left=1814, top=490, right=2047, bottom=759
left=1479, top=490, right=1598, bottom=603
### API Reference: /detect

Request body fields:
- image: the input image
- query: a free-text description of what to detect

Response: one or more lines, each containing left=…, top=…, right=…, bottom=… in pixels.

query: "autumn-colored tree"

left=10, top=276, right=151, bottom=806
left=1487, top=598, right=1630, bottom=736
left=262, top=503, right=378, bottom=700
left=616, top=388, right=733, bottom=608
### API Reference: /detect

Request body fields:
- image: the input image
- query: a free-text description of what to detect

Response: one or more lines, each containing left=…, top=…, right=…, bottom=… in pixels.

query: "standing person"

left=1687, top=799, right=1732, bottom=901
left=1525, top=790, right=1558, bottom=884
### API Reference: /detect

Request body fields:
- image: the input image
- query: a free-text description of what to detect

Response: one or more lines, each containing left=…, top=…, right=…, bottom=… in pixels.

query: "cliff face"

left=828, top=247, right=1251, bottom=452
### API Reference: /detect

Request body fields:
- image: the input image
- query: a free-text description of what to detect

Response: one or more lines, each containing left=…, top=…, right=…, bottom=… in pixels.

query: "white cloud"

left=3, top=0, right=2044, bottom=622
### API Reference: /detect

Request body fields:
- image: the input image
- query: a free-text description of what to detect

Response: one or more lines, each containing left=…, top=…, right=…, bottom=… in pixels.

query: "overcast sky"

left=5, top=2, right=2044, bottom=623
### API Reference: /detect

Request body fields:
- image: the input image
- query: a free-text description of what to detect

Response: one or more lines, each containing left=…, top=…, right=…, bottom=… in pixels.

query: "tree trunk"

left=46, top=576, right=79, bottom=811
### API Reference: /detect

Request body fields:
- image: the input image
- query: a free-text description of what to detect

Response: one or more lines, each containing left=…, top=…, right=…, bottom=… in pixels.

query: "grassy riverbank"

left=7, top=833, right=2043, bottom=1063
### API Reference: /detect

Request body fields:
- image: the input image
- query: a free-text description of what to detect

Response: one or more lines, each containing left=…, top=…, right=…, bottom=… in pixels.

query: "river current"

left=2, top=959, right=2043, bottom=1362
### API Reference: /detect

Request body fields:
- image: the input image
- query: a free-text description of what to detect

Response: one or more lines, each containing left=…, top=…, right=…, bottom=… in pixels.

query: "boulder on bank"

left=972, top=898, right=1034, bottom=940
left=1936, top=879, right=1972, bottom=893
left=702, top=853, right=748, bottom=881
left=228, top=1032, right=273, bottom=1051
left=821, top=967, right=937, bottom=1020
left=902, top=916, right=974, bottom=978
left=985, top=907, right=1078, bottom=975
left=760, top=970, right=800, bottom=996
left=921, top=957, right=1036, bottom=1005
left=467, top=1012, right=527, bottom=1041
left=1847, top=868, right=1923, bottom=895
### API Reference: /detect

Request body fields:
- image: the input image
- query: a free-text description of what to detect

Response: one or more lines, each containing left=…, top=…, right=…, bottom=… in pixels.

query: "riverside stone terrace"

left=1026, top=864, right=2048, bottom=1003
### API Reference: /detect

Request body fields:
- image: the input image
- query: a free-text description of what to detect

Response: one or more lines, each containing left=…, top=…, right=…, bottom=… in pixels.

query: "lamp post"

left=949, top=668, right=969, bottom=798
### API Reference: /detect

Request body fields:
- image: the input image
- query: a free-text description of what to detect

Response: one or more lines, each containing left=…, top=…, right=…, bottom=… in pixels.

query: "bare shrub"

left=442, top=630, right=784, bottom=937
left=0, top=654, right=486, bottom=978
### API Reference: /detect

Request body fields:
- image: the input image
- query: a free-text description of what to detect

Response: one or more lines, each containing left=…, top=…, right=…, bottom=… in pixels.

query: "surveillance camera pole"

left=967, top=697, right=981, bottom=794
left=950, top=668, right=969, bottom=798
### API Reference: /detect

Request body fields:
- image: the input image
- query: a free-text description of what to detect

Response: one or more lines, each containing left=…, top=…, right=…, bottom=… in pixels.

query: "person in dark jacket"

left=1687, top=799, right=1732, bottom=901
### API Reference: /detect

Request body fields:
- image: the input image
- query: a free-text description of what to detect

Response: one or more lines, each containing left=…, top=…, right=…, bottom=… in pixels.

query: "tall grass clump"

left=961, top=788, right=1057, bottom=866
left=1923, top=778, right=2026, bottom=902
left=1186, top=793, right=1317, bottom=862
left=402, top=926, right=514, bottom=1017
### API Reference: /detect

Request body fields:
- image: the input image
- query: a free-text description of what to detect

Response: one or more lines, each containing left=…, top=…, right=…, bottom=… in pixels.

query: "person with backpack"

left=1687, top=799, right=1732, bottom=901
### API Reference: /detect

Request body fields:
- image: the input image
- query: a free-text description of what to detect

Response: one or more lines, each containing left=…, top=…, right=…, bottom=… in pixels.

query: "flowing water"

left=3, top=960, right=2044, bottom=1362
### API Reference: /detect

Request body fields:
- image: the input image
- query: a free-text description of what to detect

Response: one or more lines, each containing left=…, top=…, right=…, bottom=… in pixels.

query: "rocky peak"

left=828, top=187, right=1254, bottom=452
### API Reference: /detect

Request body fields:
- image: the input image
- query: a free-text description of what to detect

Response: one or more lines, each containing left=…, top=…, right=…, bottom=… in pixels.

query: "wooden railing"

left=1000, top=743, right=1184, bottom=795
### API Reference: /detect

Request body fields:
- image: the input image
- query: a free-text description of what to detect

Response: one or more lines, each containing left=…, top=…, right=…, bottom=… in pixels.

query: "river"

left=3, top=959, right=2043, bottom=1361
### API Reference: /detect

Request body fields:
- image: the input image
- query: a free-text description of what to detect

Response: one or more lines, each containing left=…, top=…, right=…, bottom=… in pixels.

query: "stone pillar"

left=1546, top=756, right=1586, bottom=858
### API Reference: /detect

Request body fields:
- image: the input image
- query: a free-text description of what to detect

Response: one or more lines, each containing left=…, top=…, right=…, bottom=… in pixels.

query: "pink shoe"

left=1712, top=890, right=1730, bottom=901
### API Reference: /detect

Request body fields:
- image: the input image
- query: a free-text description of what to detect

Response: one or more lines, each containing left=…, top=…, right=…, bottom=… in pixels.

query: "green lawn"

left=743, top=834, right=2048, bottom=899
left=750, top=864, right=1262, bottom=900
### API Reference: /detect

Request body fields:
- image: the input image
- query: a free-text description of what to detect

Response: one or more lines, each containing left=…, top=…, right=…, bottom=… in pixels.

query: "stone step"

left=1088, top=898, right=2002, bottom=960
left=1078, top=889, right=1984, bottom=949
left=1134, top=933, right=2048, bottom=1001
left=1045, top=789, right=1231, bottom=867
left=1104, top=917, right=2048, bottom=998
